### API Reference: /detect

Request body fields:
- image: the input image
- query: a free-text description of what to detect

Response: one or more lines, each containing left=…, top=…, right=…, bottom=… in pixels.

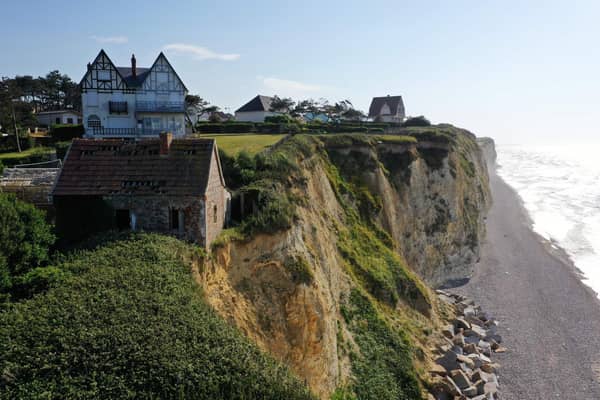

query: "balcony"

left=89, top=127, right=170, bottom=137
left=135, top=101, right=185, bottom=113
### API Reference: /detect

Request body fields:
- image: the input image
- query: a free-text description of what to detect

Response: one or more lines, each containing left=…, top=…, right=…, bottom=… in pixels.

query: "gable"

left=142, top=53, right=187, bottom=92
left=236, top=95, right=273, bottom=113
left=81, top=50, right=127, bottom=91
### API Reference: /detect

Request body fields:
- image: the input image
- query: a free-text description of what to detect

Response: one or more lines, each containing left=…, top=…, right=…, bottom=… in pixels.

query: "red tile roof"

left=53, top=138, right=217, bottom=196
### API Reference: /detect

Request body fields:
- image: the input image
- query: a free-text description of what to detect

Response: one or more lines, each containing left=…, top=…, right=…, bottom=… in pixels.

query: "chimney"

left=131, top=54, right=137, bottom=79
left=159, top=132, right=173, bottom=155
left=87, top=62, right=92, bottom=71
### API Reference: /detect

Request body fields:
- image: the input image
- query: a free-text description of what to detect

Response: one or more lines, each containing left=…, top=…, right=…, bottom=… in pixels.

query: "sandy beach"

left=454, top=168, right=600, bottom=399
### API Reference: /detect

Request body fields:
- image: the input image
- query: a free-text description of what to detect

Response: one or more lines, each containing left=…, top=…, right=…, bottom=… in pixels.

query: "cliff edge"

left=197, top=128, right=491, bottom=399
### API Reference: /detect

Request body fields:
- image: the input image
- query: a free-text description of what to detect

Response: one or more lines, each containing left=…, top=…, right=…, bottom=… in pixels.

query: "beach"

left=455, top=168, right=600, bottom=399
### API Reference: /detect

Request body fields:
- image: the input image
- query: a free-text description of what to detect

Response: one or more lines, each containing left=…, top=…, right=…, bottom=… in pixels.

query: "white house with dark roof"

left=80, top=50, right=188, bottom=138
left=368, top=95, right=405, bottom=123
left=234, top=95, right=281, bottom=122
left=36, top=110, right=82, bottom=127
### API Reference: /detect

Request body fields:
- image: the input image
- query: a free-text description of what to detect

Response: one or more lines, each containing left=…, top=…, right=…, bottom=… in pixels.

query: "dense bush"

left=50, top=123, right=84, bottom=141
left=54, top=140, right=71, bottom=161
left=265, top=114, right=295, bottom=124
left=402, top=116, right=431, bottom=127
left=0, top=234, right=315, bottom=399
left=0, top=193, right=55, bottom=298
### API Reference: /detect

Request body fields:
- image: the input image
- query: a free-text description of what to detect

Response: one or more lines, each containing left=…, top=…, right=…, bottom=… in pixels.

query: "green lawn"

left=196, top=134, right=285, bottom=155
left=0, top=147, right=57, bottom=167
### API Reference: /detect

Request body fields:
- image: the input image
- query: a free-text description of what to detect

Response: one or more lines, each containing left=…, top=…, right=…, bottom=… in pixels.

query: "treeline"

left=0, top=71, right=80, bottom=132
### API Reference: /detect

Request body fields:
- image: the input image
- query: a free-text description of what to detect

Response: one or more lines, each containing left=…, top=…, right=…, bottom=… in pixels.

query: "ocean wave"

left=497, top=144, right=600, bottom=297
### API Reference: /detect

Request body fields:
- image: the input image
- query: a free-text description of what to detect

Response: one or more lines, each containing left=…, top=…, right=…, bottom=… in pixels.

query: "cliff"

left=197, top=128, right=491, bottom=399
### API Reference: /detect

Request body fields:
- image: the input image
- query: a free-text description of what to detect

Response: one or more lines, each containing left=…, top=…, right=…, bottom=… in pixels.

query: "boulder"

left=481, top=363, right=500, bottom=374
left=442, top=325, right=455, bottom=339
left=449, top=369, right=472, bottom=389
left=453, top=333, right=465, bottom=347
left=429, top=363, right=448, bottom=377
left=436, top=351, right=459, bottom=371
left=463, top=385, right=478, bottom=397
left=484, top=381, right=499, bottom=394
left=455, top=317, right=471, bottom=330
left=456, top=354, right=475, bottom=369
left=466, top=325, right=487, bottom=339
left=463, top=343, right=479, bottom=354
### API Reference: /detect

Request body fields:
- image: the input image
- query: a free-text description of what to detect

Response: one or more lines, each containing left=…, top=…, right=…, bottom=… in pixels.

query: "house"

left=52, top=133, right=230, bottom=249
left=80, top=50, right=188, bottom=138
left=368, top=95, right=405, bottom=123
left=36, top=110, right=82, bottom=126
left=1, top=167, right=60, bottom=212
left=235, top=95, right=280, bottom=122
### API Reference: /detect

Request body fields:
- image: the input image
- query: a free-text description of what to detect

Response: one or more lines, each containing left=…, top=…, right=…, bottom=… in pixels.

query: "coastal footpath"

left=456, top=143, right=600, bottom=399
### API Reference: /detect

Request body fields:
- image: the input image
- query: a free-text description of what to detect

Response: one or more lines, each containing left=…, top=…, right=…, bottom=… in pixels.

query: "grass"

left=0, top=146, right=55, bottom=160
left=0, top=233, right=315, bottom=400
left=196, top=134, right=285, bottom=155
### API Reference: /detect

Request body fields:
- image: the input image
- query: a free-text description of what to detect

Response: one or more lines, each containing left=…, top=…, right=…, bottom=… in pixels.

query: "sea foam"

left=497, top=143, right=600, bottom=297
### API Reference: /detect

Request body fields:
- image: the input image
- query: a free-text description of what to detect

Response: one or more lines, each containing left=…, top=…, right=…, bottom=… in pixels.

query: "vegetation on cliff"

left=0, top=234, right=314, bottom=399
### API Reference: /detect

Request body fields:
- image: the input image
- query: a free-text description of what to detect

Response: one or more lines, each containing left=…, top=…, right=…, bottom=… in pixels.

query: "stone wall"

left=107, top=195, right=205, bottom=245
left=203, top=148, right=230, bottom=248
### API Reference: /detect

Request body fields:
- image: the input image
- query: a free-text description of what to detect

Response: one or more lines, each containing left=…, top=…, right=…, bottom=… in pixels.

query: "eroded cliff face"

left=195, top=129, right=491, bottom=399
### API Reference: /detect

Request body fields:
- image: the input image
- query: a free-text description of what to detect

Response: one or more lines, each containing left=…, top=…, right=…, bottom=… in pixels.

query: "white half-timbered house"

left=80, top=50, right=188, bottom=138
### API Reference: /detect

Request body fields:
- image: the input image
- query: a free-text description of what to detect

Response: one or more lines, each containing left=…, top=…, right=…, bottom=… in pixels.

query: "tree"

left=269, top=96, right=295, bottom=113
left=402, top=116, right=431, bottom=127
left=0, top=193, right=55, bottom=296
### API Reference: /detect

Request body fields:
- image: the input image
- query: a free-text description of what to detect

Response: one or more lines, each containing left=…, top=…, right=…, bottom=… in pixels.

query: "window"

left=109, top=101, right=128, bottom=114
left=55, top=117, right=60, bottom=124
left=156, top=72, right=169, bottom=90
left=213, top=205, right=218, bottom=223
left=115, top=209, right=131, bottom=230
left=170, top=208, right=183, bottom=233
left=88, top=115, right=101, bottom=128
left=67, top=118, right=73, bottom=124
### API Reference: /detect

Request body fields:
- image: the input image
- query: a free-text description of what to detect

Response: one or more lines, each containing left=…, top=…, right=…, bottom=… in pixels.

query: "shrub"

left=50, top=124, right=84, bottom=141
left=223, top=123, right=255, bottom=133
left=283, top=255, right=314, bottom=285
left=0, top=193, right=55, bottom=296
left=265, top=114, right=295, bottom=124
left=402, top=116, right=431, bottom=127
left=55, top=141, right=71, bottom=161
left=0, top=234, right=315, bottom=400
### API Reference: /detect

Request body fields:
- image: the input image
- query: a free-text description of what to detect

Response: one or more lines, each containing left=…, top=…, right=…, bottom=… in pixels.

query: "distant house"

left=36, top=110, right=82, bottom=127
left=52, top=133, right=230, bottom=249
left=235, top=95, right=280, bottom=122
left=1, top=167, right=60, bottom=212
left=80, top=50, right=188, bottom=138
left=368, top=95, right=405, bottom=123
left=302, top=112, right=330, bottom=123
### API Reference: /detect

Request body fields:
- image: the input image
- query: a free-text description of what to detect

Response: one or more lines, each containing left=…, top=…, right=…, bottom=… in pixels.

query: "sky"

left=2, top=0, right=600, bottom=145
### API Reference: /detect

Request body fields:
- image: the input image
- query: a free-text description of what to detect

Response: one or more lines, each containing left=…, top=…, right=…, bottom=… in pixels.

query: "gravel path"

left=453, top=170, right=600, bottom=399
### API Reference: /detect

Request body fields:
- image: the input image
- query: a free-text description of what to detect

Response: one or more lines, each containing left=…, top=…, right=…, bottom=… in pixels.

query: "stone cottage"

left=52, top=133, right=230, bottom=249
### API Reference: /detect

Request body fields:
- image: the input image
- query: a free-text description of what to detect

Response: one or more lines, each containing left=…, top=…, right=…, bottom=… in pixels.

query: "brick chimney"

left=159, top=132, right=173, bottom=155
left=131, top=54, right=137, bottom=79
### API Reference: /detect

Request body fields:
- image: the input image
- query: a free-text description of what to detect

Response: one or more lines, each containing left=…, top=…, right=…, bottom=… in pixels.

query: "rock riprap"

left=429, top=290, right=504, bottom=400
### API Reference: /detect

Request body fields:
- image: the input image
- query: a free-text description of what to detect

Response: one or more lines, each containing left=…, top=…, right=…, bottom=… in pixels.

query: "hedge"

left=50, top=124, right=84, bottom=141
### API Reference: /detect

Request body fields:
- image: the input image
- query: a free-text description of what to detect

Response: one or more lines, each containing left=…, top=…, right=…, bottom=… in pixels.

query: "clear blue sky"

left=2, top=0, right=599, bottom=144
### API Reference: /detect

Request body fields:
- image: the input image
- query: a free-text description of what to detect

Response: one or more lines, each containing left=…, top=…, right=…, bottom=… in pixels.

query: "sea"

left=497, top=143, right=600, bottom=297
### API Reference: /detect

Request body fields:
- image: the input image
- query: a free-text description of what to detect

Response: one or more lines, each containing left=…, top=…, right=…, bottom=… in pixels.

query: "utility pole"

left=11, top=99, right=21, bottom=153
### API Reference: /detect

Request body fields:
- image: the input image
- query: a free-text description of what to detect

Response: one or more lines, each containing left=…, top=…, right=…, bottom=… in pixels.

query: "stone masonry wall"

left=203, top=147, right=229, bottom=248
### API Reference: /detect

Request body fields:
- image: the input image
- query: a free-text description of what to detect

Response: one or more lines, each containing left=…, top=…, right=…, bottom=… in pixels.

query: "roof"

left=236, top=95, right=273, bottom=113
left=36, top=110, right=82, bottom=116
left=53, top=138, right=220, bottom=197
left=368, top=95, right=405, bottom=118
left=1, top=168, right=60, bottom=187
left=81, top=50, right=188, bottom=92
left=116, top=67, right=150, bottom=87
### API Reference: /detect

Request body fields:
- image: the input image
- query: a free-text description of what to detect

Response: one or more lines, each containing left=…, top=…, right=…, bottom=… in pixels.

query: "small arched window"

left=213, top=204, right=218, bottom=223
left=88, top=114, right=101, bottom=128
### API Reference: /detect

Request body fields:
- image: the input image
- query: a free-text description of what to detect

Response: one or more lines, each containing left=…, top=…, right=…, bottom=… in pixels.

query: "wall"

left=37, top=112, right=81, bottom=126
left=234, top=111, right=279, bottom=122
left=203, top=147, right=229, bottom=248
